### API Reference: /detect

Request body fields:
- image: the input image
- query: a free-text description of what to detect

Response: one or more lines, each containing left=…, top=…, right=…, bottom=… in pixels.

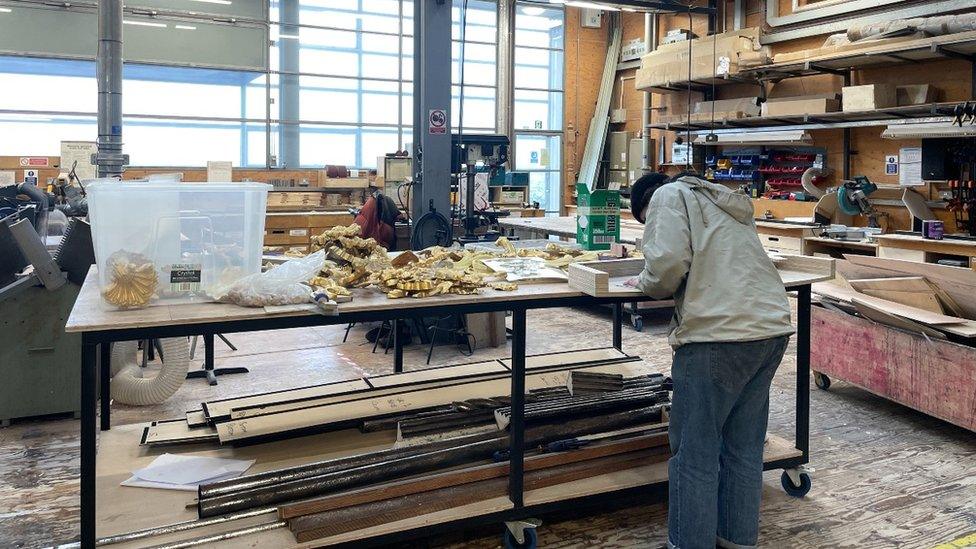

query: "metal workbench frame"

left=75, top=285, right=811, bottom=548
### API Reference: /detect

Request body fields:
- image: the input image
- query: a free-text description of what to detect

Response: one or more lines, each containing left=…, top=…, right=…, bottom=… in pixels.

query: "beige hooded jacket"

left=636, top=174, right=794, bottom=348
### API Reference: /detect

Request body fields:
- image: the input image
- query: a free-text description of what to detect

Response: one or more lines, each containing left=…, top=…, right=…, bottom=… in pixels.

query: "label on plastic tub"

left=168, top=263, right=202, bottom=294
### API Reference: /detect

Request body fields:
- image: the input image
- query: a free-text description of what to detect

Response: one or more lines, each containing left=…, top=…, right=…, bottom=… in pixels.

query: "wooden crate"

left=811, top=306, right=976, bottom=432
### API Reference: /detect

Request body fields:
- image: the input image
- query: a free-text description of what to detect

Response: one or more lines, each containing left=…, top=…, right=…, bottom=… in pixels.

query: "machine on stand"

left=452, top=134, right=516, bottom=245
left=813, top=175, right=885, bottom=241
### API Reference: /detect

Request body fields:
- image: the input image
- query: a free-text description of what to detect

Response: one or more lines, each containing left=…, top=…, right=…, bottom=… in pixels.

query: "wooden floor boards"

left=1, top=304, right=974, bottom=548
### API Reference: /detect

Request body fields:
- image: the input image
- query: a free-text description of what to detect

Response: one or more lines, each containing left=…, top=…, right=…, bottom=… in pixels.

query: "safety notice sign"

left=428, top=109, right=447, bottom=135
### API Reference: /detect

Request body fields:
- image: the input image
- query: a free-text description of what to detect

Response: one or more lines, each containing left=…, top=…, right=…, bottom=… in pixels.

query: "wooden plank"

left=203, top=380, right=372, bottom=423
left=215, top=361, right=657, bottom=443
left=498, top=347, right=629, bottom=369
left=141, top=419, right=218, bottom=446
left=186, top=410, right=208, bottom=428
left=859, top=289, right=943, bottom=314
left=229, top=355, right=636, bottom=420
left=849, top=295, right=969, bottom=326
left=278, top=431, right=668, bottom=520
left=852, top=300, right=948, bottom=340
left=811, top=306, right=976, bottom=432
left=844, top=255, right=976, bottom=319
left=844, top=255, right=976, bottom=288
left=848, top=276, right=930, bottom=293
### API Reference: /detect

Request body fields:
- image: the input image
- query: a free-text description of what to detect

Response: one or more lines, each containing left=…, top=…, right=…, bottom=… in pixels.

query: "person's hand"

left=623, top=276, right=640, bottom=288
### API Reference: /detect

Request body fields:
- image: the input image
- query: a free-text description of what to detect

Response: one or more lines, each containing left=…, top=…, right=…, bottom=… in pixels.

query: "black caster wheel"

left=781, top=470, right=812, bottom=498
left=504, top=527, right=538, bottom=549
left=632, top=315, right=644, bottom=332
left=814, top=372, right=831, bottom=391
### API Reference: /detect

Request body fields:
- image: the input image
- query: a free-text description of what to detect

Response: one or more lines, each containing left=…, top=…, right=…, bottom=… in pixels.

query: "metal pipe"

left=96, top=0, right=126, bottom=178
left=198, top=405, right=666, bottom=518
left=641, top=13, right=657, bottom=170
left=198, top=432, right=491, bottom=500
left=142, top=521, right=287, bottom=549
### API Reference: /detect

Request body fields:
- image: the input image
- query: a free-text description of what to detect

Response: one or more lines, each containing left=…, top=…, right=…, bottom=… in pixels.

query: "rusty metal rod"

left=198, top=404, right=665, bottom=518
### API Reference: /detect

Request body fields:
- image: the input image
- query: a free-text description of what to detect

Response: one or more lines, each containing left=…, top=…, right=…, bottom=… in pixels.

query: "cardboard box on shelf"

left=762, top=94, right=841, bottom=117
left=896, top=84, right=941, bottom=106
left=635, top=27, right=770, bottom=92
left=842, top=84, right=897, bottom=112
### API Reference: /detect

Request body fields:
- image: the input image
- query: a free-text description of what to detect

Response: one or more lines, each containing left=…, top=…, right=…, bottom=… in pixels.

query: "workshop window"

left=271, top=0, right=498, bottom=169
left=513, top=2, right=564, bottom=214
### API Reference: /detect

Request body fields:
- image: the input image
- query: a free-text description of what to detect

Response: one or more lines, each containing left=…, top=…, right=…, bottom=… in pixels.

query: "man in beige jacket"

left=628, top=172, right=794, bottom=549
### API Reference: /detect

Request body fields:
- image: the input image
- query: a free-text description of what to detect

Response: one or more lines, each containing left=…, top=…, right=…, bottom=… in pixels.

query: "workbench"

left=874, top=234, right=976, bottom=268
left=754, top=221, right=819, bottom=255
left=66, top=264, right=828, bottom=548
left=801, top=237, right=878, bottom=258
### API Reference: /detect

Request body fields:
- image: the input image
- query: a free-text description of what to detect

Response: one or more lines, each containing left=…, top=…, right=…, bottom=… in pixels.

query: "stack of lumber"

left=279, top=428, right=670, bottom=542
left=141, top=348, right=650, bottom=447
left=812, top=256, right=976, bottom=341
left=188, top=373, right=670, bottom=542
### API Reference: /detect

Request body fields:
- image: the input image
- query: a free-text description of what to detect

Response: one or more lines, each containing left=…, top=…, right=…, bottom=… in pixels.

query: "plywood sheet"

left=141, top=419, right=218, bottom=446
left=203, top=380, right=372, bottom=422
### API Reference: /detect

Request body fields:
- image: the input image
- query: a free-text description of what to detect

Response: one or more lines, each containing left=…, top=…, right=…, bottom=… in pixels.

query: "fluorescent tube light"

left=693, top=130, right=812, bottom=146
left=278, top=34, right=299, bottom=40
left=0, top=7, right=12, bottom=13
left=565, top=1, right=619, bottom=11
left=882, top=122, right=976, bottom=139
left=521, top=6, right=545, bottom=15
left=175, top=24, right=197, bottom=30
left=124, top=20, right=167, bottom=28
left=189, top=0, right=232, bottom=4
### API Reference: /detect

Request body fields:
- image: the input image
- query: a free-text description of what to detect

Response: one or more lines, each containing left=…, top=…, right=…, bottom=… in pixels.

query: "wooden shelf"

left=647, top=101, right=964, bottom=133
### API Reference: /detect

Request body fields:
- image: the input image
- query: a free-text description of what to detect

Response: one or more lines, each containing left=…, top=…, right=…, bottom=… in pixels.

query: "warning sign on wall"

left=428, top=109, right=447, bottom=135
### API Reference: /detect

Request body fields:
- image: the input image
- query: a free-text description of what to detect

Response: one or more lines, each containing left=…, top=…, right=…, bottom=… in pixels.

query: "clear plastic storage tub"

left=87, top=180, right=270, bottom=308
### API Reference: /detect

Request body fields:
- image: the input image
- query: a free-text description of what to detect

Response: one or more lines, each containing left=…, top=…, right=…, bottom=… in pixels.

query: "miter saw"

left=814, top=175, right=883, bottom=229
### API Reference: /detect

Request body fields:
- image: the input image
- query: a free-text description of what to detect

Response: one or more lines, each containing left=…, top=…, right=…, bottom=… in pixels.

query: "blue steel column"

left=279, top=0, right=300, bottom=168
left=411, top=0, right=453, bottom=224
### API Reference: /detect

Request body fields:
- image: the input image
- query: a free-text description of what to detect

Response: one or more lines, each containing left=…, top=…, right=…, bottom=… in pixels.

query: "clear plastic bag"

left=214, top=250, right=325, bottom=307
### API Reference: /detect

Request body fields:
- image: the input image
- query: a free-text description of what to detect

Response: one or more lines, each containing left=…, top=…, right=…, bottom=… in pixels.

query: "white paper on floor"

left=121, top=453, right=255, bottom=491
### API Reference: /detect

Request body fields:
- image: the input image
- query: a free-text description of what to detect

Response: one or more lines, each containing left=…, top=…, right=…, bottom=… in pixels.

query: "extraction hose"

left=801, top=167, right=826, bottom=199
left=110, top=338, right=189, bottom=405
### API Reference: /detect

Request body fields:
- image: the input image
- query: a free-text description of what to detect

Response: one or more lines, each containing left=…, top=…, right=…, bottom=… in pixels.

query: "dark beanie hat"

left=630, top=172, right=669, bottom=222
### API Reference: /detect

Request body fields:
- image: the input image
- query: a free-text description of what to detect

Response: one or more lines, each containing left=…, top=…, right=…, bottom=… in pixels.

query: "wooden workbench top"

left=65, top=267, right=585, bottom=334
left=874, top=233, right=976, bottom=249
left=66, top=256, right=833, bottom=334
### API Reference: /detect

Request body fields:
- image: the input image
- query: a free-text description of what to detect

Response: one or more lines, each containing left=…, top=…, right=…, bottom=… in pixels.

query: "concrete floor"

left=1, top=302, right=975, bottom=548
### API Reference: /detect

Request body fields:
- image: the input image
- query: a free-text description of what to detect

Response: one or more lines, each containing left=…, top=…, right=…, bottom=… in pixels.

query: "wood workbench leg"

left=99, top=343, right=111, bottom=431
left=509, top=308, right=526, bottom=509
left=612, top=303, right=623, bottom=351
left=81, top=339, right=97, bottom=549
left=796, top=285, right=811, bottom=462
left=393, top=319, right=404, bottom=373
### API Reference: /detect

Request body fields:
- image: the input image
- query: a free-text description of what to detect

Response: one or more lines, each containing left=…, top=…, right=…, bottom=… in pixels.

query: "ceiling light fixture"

left=175, top=24, right=197, bottom=30
left=882, top=122, right=976, bottom=139
left=278, top=34, right=299, bottom=40
left=521, top=6, right=545, bottom=15
left=0, top=7, right=11, bottom=12
left=564, top=1, right=619, bottom=11
left=693, top=130, right=812, bottom=146
left=189, top=0, right=232, bottom=5
left=124, top=20, right=167, bottom=28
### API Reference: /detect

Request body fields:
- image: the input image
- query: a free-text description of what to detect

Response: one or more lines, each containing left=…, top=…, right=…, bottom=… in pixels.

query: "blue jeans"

left=666, top=336, right=790, bottom=549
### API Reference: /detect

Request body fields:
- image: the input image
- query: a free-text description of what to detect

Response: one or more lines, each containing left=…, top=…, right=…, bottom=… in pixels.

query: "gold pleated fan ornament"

left=101, top=250, right=159, bottom=309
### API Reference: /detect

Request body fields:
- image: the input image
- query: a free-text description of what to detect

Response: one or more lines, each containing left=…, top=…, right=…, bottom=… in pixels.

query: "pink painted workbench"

left=811, top=306, right=976, bottom=432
